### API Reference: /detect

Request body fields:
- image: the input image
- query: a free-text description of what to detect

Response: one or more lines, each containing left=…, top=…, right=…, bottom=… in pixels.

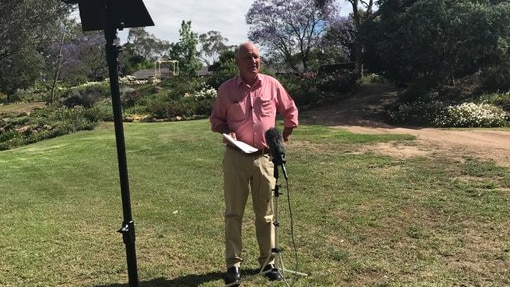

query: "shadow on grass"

left=94, top=271, right=225, bottom=287
left=95, top=269, right=265, bottom=287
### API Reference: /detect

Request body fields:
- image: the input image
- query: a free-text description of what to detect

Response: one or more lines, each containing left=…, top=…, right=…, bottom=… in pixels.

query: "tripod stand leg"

left=277, top=254, right=309, bottom=277
left=264, top=164, right=308, bottom=281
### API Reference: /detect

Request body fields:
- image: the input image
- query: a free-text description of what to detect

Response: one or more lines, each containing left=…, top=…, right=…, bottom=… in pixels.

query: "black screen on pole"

left=77, top=0, right=154, bottom=31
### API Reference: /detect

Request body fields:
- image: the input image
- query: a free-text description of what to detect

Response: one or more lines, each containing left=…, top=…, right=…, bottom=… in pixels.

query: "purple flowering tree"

left=49, top=30, right=107, bottom=87
left=321, top=15, right=355, bottom=63
left=246, top=0, right=339, bottom=72
left=317, top=0, right=379, bottom=77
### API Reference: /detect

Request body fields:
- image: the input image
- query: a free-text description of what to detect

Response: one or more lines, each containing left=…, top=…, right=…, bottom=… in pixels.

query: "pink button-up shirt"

left=210, top=74, right=298, bottom=150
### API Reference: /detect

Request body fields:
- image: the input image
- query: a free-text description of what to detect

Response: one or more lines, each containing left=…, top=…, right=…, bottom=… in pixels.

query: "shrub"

left=360, top=73, right=388, bottom=84
left=278, top=69, right=356, bottom=110
left=386, top=99, right=446, bottom=126
left=278, top=73, right=314, bottom=108
left=317, top=70, right=356, bottom=94
left=480, top=61, right=510, bottom=93
left=0, top=92, right=7, bottom=103
left=206, top=59, right=238, bottom=90
left=120, top=87, right=141, bottom=108
left=123, top=105, right=148, bottom=117
left=160, top=76, right=204, bottom=100
left=146, top=96, right=170, bottom=119
left=433, top=102, right=507, bottom=128
left=145, top=86, right=217, bottom=119
left=278, top=72, right=326, bottom=109
left=31, top=106, right=100, bottom=132
left=479, top=91, right=510, bottom=113
left=92, top=100, right=114, bottom=121
left=60, top=82, right=110, bottom=108
left=12, top=88, right=49, bottom=103
left=182, top=86, right=217, bottom=116
left=0, top=106, right=101, bottom=150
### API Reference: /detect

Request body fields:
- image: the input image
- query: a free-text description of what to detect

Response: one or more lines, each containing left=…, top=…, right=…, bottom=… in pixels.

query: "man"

left=210, top=42, right=298, bottom=286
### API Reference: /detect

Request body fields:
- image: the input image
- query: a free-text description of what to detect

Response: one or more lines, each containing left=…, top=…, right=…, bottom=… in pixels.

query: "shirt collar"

left=236, top=74, right=261, bottom=88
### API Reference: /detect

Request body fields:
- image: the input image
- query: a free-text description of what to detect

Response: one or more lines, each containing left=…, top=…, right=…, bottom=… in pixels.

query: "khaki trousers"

left=223, top=147, right=276, bottom=268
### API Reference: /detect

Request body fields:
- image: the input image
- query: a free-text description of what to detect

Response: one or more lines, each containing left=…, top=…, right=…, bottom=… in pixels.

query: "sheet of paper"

left=222, top=133, right=258, bottom=154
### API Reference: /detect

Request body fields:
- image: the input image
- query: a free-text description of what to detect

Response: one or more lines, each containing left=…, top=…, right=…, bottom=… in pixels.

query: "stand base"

left=224, top=255, right=308, bottom=287
left=277, top=267, right=309, bottom=278
left=273, top=253, right=309, bottom=283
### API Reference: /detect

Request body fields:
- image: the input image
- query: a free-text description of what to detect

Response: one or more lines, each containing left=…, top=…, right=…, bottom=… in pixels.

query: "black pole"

left=104, top=3, right=139, bottom=287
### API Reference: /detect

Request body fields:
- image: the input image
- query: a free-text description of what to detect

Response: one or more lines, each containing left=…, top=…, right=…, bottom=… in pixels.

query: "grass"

left=0, top=120, right=509, bottom=287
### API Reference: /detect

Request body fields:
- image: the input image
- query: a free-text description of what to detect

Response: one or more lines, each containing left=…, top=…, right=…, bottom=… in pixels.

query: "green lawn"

left=0, top=120, right=509, bottom=287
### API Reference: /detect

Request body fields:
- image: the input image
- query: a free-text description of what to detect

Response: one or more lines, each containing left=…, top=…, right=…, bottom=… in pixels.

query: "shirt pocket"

left=256, top=95, right=274, bottom=117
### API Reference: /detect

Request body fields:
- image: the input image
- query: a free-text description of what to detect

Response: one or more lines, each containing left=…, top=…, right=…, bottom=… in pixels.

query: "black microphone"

left=265, top=127, right=288, bottom=179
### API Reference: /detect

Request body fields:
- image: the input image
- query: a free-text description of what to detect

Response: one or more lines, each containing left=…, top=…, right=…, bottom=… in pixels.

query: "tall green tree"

left=126, top=27, right=171, bottom=62
left=206, top=49, right=238, bottom=89
left=197, top=31, right=230, bottom=67
left=363, top=0, right=510, bottom=95
left=0, top=0, right=70, bottom=100
left=168, top=21, right=202, bottom=76
left=120, top=27, right=171, bottom=75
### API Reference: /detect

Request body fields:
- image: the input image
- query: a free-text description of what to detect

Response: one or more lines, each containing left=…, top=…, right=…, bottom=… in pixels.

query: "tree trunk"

left=50, top=33, right=66, bottom=105
left=354, top=42, right=363, bottom=78
left=351, top=0, right=363, bottom=78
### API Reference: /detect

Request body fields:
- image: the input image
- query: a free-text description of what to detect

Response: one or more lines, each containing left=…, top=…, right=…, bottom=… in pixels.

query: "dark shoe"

left=224, top=266, right=241, bottom=286
left=262, top=264, right=282, bottom=281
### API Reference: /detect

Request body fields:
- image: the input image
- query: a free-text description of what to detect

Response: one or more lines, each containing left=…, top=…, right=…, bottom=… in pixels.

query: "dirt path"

left=301, top=84, right=510, bottom=167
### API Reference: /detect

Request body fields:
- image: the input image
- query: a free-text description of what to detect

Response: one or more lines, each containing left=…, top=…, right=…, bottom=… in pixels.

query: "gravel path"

left=301, top=84, right=510, bottom=167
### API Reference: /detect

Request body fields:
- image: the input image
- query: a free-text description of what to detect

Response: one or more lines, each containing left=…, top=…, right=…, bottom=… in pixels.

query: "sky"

left=117, top=0, right=353, bottom=45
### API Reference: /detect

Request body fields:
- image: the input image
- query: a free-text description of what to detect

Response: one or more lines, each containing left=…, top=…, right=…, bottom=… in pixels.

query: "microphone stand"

left=260, top=156, right=308, bottom=284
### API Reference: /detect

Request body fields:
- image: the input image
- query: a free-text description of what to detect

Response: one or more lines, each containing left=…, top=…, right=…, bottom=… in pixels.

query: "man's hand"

left=282, top=127, right=294, bottom=142
left=222, top=132, right=237, bottom=143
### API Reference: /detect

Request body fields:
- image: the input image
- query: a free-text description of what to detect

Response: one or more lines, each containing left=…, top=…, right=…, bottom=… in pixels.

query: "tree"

left=363, top=0, right=510, bottom=95
left=207, top=49, right=238, bottom=89
left=48, top=29, right=108, bottom=85
left=119, top=28, right=171, bottom=76
left=316, top=0, right=378, bottom=77
left=347, top=0, right=377, bottom=76
left=76, top=32, right=109, bottom=81
left=0, top=0, right=70, bottom=100
left=477, top=0, right=510, bottom=92
left=126, top=27, right=171, bottom=62
left=119, top=43, right=150, bottom=76
left=246, top=0, right=339, bottom=72
left=197, top=31, right=230, bottom=67
left=168, top=21, right=202, bottom=76
left=321, top=16, right=355, bottom=65
left=45, top=19, right=80, bottom=104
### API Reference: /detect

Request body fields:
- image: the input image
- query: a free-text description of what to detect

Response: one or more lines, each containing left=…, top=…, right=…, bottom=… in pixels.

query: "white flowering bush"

left=182, top=86, right=217, bottom=116
left=433, top=102, right=507, bottom=127
left=184, top=86, right=217, bottom=100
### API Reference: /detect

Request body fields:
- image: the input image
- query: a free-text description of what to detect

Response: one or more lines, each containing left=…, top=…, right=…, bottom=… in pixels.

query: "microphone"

left=265, top=127, right=288, bottom=179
